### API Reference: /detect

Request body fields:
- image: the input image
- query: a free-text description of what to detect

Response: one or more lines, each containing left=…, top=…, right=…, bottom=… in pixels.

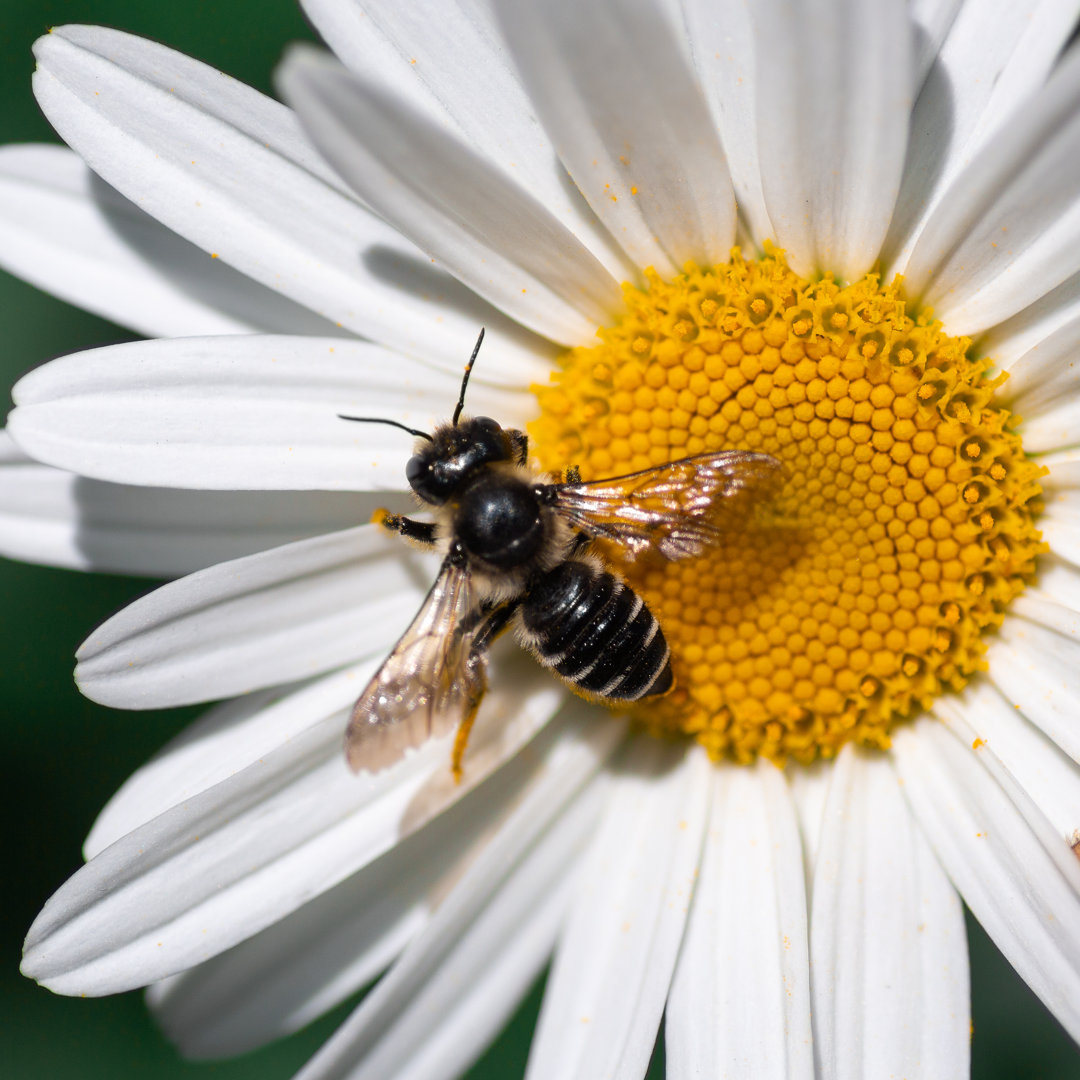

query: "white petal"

left=683, top=0, right=773, bottom=247
left=1040, top=487, right=1080, bottom=571
left=909, top=0, right=964, bottom=91
left=996, top=307, right=1080, bottom=403
left=74, top=525, right=437, bottom=708
left=495, top=0, right=736, bottom=277
left=0, top=430, right=383, bottom=577
left=978, top=266, right=1080, bottom=369
left=811, top=745, right=969, bottom=1080
left=932, top=677, right=1080, bottom=850
left=1007, top=588, right=1080, bottom=638
left=22, top=656, right=568, bottom=996
left=997, top=312, right=1080, bottom=452
left=9, top=335, right=533, bottom=491
left=752, top=0, right=911, bottom=281
left=1019, top=556, right=1080, bottom=618
left=667, top=761, right=813, bottom=1080
left=293, top=706, right=622, bottom=1080
left=892, top=717, right=1080, bottom=1042
left=278, top=45, right=621, bottom=346
left=904, top=44, right=1080, bottom=335
left=86, top=663, right=379, bottom=858
left=987, top=602, right=1080, bottom=763
left=1043, top=454, right=1080, bottom=492
left=299, top=0, right=634, bottom=284
left=884, top=0, right=1080, bottom=273
left=151, top=894, right=421, bottom=1061
left=147, top=702, right=578, bottom=1059
left=0, top=144, right=339, bottom=338
left=525, top=739, right=710, bottom=1080
left=786, top=760, right=833, bottom=885
left=32, top=25, right=552, bottom=382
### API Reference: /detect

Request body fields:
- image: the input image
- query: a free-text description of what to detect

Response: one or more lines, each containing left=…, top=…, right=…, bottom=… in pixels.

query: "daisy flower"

left=5, top=1, right=1080, bottom=1077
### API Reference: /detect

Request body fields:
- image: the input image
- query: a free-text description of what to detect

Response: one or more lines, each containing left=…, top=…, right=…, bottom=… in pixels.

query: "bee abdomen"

left=521, top=560, right=672, bottom=701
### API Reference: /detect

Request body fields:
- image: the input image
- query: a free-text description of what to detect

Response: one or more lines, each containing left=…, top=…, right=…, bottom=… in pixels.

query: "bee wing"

left=549, top=450, right=783, bottom=561
left=345, top=557, right=485, bottom=773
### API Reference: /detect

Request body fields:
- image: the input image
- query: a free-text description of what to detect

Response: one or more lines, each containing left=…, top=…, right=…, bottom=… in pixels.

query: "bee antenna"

left=452, top=327, right=485, bottom=426
left=338, top=415, right=433, bottom=441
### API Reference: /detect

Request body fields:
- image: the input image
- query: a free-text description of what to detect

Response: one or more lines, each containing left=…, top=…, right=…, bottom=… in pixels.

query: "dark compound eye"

left=467, top=417, right=509, bottom=459
left=405, top=453, right=427, bottom=488
left=407, top=448, right=453, bottom=504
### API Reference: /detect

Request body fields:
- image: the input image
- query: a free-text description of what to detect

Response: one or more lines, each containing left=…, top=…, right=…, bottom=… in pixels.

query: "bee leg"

left=564, top=464, right=582, bottom=484
left=451, top=598, right=521, bottom=782
left=372, top=508, right=438, bottom=548
left=451, top=698, right=482, bottom=785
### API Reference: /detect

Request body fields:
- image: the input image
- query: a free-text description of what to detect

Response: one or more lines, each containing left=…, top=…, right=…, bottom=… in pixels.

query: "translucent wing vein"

left=552, top=450, right=782, bottom=560
left=345, top=559, right=481, bottom=773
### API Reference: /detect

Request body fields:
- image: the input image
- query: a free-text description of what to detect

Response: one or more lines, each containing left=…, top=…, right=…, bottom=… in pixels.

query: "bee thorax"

left=453, top=473, right=545, bottom=570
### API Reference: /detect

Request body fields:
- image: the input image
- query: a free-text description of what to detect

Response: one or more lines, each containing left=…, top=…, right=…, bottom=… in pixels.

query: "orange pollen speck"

left=529, top=246, right=1045, bottom=765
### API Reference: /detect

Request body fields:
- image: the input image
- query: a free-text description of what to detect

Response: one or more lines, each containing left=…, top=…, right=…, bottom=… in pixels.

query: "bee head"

left=340, top=329, right=528, bottom=505
left=407, top=416, right=521, bottom=504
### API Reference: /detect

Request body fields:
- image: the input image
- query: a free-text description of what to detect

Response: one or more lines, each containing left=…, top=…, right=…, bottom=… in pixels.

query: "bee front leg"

left=372, top=508, right=438, bottom=548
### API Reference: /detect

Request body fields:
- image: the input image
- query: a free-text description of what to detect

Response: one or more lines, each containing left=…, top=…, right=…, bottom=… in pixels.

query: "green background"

left=0, top=2, right=1076, bottom=1077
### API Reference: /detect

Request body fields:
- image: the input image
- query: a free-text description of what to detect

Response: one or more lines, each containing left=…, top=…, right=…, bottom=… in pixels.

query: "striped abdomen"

left=519, top=559, right=672, bottom=700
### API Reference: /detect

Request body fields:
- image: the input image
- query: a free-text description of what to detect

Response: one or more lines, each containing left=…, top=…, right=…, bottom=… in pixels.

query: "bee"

left=340, top=329, right=782, bottom=779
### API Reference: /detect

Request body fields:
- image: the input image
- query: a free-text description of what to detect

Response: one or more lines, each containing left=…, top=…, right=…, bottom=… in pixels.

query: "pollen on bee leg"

left=451, top=698, right=483, bottom=784
left=528, top=244, right=1045, bottom=766
left=372, top=507, right=438, bottom=549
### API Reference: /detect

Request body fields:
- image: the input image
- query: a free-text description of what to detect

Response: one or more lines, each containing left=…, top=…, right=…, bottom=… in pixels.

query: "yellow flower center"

left=530, top=248, right=1045, bottom=764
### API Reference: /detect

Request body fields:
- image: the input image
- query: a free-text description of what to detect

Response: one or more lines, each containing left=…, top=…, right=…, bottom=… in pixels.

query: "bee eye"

left=407, top=449, right=455, bottom=505
left=405, top=454, right=427, bottom=486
